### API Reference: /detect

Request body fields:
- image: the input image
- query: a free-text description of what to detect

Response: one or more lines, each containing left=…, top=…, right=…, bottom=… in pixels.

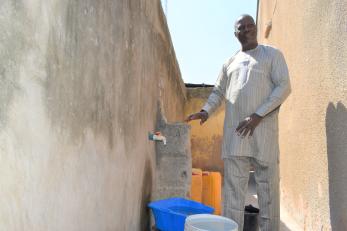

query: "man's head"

left=234, top=15, right=258, bottom=49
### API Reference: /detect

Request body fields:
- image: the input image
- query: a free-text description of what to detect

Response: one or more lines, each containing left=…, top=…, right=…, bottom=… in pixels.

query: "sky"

left=161, top=0, right=258, bottom=84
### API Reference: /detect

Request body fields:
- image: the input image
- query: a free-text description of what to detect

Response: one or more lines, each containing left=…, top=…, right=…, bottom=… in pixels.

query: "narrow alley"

left=0, top=0, right=346, bottom=231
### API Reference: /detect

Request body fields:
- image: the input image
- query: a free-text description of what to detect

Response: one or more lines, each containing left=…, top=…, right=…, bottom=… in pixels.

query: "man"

left=186, top=14, right=291, bottom=230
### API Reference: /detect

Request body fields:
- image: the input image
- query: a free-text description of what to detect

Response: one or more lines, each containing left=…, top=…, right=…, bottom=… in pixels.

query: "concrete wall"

left=0, top=0, right=186, bottom=230
left=185, top=87, right=225, bottom=173
left=258, top=0, right=347, bottom=230
left=154, top=114, right=191, bottom=200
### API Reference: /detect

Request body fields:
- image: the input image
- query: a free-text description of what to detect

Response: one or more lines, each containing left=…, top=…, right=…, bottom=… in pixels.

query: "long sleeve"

left=202, top=64, right=228, bottom=116
left=255, top=50, right=291, bottom=117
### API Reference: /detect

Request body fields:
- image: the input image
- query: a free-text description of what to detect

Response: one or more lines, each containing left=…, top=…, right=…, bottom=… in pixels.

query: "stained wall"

left=185, top=87, right=225, bottom=173
left=0, top=1, right=186, bottom=230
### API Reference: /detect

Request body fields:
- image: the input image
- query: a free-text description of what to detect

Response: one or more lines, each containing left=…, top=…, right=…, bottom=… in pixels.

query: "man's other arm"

left=255, top=49, right=291, bottom=117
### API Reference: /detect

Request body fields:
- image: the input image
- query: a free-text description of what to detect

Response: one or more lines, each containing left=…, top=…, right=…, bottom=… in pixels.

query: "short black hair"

left=234, top=14, right=255, bottom=31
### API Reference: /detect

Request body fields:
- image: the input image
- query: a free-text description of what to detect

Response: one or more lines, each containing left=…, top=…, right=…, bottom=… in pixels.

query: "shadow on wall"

left=326, top=102, right=347, bottom=230
left=140, top=159, right=153, bottom=231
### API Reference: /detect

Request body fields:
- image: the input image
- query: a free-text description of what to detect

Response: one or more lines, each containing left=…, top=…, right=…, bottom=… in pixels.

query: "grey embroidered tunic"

left=202, top=45, right=291, bottom=163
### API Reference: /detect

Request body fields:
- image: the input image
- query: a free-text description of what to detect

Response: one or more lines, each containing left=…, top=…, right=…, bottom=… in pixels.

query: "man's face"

left=234, top=16, right=257, bottom=46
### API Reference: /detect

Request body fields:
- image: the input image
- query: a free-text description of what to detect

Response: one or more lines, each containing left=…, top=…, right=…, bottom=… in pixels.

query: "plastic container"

left=190, top=168, right=203, bottom=202
left=148, top=197, right=214, bottom=231
left=202, top=171, right=222, bottom=215
left=184, top=214, right=238, bottom=231
left=243, top=205, right=259, bottom=231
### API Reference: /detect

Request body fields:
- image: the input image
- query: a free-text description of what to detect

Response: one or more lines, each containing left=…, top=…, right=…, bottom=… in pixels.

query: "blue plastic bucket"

left=148, top=197, right=214, bottom=231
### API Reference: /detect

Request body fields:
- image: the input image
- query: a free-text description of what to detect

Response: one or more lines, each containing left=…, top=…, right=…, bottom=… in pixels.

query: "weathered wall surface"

left=258, top=0, right=347, bottom=230
left=154, top=115, right=191, bottom=200
left=0, top=0, right=186, bottom=230
left=185, top=87, right=225, bottom=173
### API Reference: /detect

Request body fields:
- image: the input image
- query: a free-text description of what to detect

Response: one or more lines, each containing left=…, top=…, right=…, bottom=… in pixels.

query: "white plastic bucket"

left=184, top=214, right=238, bottom=231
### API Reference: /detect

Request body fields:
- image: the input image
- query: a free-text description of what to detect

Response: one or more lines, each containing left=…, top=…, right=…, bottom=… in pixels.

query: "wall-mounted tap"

left=148, top=132, right=167, bottom=145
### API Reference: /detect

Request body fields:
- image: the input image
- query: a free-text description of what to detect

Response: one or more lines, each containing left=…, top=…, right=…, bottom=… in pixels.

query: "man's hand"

left=185, top=110, right=209, bottom=125
left=236, top=113, right=263, bottom=138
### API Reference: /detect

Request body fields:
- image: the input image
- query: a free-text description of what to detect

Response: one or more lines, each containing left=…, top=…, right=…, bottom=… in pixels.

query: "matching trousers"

left=223, top=157, right=279, bottom=231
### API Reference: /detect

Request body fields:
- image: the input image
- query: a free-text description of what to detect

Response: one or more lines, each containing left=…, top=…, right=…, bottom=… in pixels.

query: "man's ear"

left=234, top=31, right=238, bottom=38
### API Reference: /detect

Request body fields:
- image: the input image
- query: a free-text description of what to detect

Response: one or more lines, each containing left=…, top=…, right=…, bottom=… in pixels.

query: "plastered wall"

left=0, top=0, right=186, bottom=230
left=185, top=87, right=225, bottom=173
left=258, top=0, right=347, bottom=230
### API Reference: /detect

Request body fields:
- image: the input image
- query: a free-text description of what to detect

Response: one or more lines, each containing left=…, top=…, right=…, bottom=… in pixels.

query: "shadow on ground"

left=280, top=221, right=291, bottom=231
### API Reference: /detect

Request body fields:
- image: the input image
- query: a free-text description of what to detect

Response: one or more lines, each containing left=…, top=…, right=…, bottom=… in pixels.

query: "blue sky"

left=161, top=0, right=258, bottom=84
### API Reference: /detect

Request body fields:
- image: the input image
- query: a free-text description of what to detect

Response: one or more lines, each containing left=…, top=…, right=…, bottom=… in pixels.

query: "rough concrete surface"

left=150, top=111, right=191, bottom=231
left=0, top=0, right=186, bottom=230
left=153, top=112, right=191, bottom=200
left=258, top=0, right=347, bottom=230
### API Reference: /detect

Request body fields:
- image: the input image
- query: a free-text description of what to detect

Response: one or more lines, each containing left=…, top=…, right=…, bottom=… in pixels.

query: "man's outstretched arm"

left=185, top=64, right=227, bottom=125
